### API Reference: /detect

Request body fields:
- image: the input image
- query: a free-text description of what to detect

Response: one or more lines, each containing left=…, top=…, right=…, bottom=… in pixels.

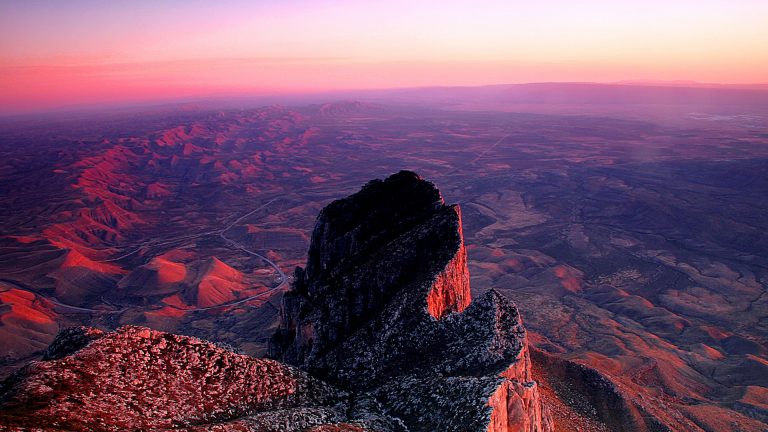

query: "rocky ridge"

left=0, top=325, right=386, bottom=431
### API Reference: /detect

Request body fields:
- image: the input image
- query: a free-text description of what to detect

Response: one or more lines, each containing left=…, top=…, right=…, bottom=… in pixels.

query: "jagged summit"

left=304, top=170, right=448, bottom=282
left=271, top=171, right=551, bottom=431
left=272, top=170, right=471, bottom=374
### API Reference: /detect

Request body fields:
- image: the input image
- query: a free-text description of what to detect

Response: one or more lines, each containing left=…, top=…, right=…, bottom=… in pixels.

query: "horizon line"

left=2, top=79, right=768, bottom=119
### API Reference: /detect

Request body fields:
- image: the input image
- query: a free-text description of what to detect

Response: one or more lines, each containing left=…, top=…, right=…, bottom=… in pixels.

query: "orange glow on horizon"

left=1, top=1, right=767, bottom=112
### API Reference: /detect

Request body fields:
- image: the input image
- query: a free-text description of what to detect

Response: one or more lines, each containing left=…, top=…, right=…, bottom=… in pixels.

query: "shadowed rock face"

left=272, top=171, right=472, bottom=377
left=271, top=170, right=552, bottom=431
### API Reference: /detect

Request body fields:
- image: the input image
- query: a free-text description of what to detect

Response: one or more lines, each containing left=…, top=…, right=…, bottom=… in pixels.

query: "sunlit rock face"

left=271, top=171, right=552, bottom=431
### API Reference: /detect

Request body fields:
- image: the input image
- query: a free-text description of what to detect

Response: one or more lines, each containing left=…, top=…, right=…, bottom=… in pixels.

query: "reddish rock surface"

left=426, top=206, right=471, bottom=319
left=0, top=326, right=353, bottom=431
left=488, top=378, right=552, bottom=432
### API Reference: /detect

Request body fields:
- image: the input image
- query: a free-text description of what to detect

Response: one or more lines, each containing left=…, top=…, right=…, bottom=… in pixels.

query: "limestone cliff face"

left=426, top=206, right=471, bottom=319
left=271, top=170, right=552, bottom=432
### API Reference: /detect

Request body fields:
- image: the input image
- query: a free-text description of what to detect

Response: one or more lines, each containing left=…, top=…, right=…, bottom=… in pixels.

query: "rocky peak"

left=274, top=171, right=472, bottom=371
left=305, top=170, right=447, bottom=281
left=271, top=171, right=551, bottom=431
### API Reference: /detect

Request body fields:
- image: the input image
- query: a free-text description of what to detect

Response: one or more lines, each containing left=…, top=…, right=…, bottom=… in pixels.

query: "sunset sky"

left=1, top=0, right=767, bottom=112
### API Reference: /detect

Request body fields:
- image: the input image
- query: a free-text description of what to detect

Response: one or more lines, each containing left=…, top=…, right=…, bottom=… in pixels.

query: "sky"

left=1, top=0, right=767, bottom=112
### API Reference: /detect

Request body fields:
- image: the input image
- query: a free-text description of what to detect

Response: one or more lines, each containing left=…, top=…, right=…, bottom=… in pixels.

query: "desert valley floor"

left=1, top=85, right=767, bottom=430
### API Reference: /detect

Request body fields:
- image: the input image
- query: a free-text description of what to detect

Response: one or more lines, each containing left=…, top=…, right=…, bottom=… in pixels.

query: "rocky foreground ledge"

left=0, top=171, right=552, bottom=431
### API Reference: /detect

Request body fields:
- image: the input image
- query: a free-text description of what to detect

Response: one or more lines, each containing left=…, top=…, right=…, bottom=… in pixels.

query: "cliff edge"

left=271, top=170, right=552, bottom=431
